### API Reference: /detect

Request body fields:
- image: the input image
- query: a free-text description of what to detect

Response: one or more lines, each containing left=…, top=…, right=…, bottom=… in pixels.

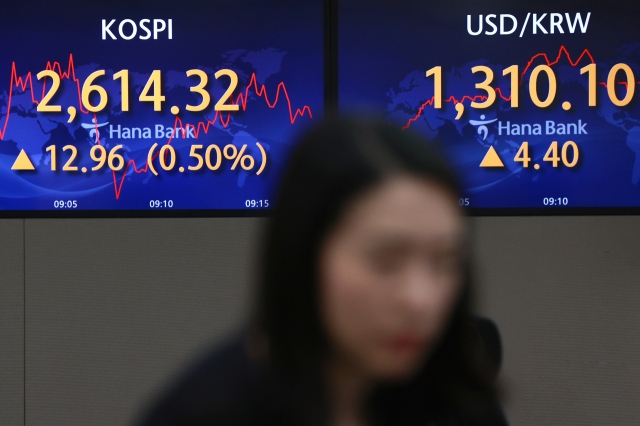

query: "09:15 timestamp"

left=245, top=200, right=269, bottom=208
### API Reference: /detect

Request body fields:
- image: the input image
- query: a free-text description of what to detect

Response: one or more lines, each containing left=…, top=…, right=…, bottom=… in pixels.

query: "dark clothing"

left=139, top=332, right=509, bottom=426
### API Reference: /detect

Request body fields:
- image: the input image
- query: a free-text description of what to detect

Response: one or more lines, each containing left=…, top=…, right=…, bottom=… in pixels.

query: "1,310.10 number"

left=426, top=63, right=636, bottom=109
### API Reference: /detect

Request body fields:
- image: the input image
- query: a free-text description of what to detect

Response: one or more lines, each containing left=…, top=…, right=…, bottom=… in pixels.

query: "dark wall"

left=1, top=218, right=262, bottom=426
left=0, top=216, right=639, bottom=425
left=0, top=220, right=24, bottom=426
left=472, top=216, right=640, bottom=425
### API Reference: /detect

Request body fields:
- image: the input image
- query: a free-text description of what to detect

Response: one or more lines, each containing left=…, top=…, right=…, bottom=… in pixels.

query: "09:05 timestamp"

left=54, top=200, right=78, bottom=209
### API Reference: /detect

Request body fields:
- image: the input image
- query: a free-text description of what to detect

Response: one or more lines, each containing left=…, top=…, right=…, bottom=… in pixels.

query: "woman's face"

left=318, top=175, right=465, bottom=380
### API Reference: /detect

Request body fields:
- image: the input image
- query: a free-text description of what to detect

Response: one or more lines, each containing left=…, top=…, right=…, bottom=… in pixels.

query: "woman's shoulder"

left=138, top=331, right=275, bottom=426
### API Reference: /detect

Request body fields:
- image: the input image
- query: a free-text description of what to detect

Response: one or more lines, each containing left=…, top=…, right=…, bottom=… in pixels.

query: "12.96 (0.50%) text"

left=39, top=141, right=267, bottom=177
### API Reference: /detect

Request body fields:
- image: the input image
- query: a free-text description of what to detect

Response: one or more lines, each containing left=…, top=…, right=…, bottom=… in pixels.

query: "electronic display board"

left=5, top=1, right=640, bottom=215
left=339, top=0, right=640, bottom=213
left=0, top=0, right=323, bottom=216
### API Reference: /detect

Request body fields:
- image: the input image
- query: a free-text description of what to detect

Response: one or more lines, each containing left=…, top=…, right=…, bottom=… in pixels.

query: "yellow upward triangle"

left=479, top=146, right=504, bottom=168
left=11, top=149, right=35, bottom=171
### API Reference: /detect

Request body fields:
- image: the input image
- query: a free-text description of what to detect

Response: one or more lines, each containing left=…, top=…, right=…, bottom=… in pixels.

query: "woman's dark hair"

left=253, top=117, right=499, bottom=425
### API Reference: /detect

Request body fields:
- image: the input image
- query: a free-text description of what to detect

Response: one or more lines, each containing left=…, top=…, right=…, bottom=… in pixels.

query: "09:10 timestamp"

left=150, top=200, right=174, bottom=208
left=543, top=197, right=568, bottom=206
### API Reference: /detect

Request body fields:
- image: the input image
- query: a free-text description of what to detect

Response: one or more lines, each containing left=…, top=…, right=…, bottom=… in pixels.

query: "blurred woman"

left=139, top=118, right=506, bottom=426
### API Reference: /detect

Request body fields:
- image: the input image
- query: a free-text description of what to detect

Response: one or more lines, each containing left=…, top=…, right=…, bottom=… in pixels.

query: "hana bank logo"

left=469, top=115, right=497, bottom=140
left=82, top=120, right=198, bottom=140
left=81, top=118, right=109, bottom=144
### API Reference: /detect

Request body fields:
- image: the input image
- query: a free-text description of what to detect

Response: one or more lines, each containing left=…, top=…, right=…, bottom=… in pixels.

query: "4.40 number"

left=514, top=141, right=579, bottom=168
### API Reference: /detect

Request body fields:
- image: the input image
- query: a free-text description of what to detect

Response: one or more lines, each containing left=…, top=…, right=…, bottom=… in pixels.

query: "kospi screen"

left=339, top=0, right=640, bottom=212
left=0, top=0, right=323, bottom=216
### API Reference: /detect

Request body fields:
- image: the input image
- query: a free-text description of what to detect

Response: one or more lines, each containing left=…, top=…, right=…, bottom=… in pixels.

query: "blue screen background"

left=339, top=0, right=640, bottom=209
left=0, top=0, right=324, bottom=212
